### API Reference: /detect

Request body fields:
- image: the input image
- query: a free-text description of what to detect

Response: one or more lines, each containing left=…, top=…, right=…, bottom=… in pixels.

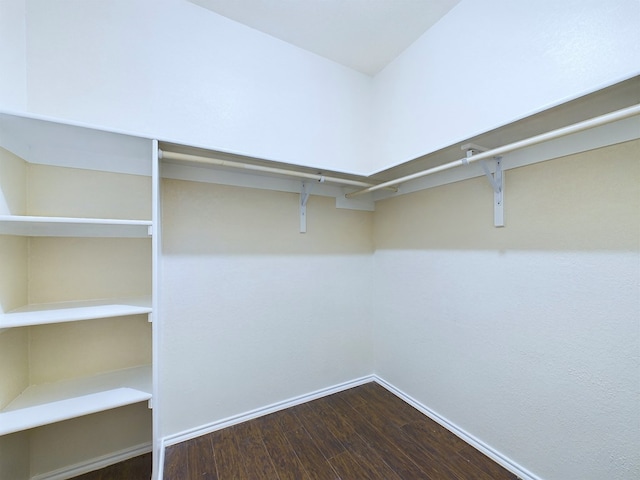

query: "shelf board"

left=0, top=365, right=151, bottom=436
left=0, top=297, right=152, bottom=329
left=0, top=215, right=152, bottom=238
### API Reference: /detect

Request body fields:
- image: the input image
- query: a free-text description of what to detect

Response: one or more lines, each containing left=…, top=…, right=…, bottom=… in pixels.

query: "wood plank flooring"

left=71, top=452, right=151, bottom=480
left=73, top=382, right=517, bottom=479
left=163, top=382, right=517, bottom=480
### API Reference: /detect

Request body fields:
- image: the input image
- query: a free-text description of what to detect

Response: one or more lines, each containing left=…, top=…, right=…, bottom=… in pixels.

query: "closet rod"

left=158, top=149, right=383, bottom=189
left=345, top=103, right=640, bottom=198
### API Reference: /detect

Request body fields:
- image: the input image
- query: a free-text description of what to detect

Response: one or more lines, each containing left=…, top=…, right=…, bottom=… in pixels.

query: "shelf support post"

left=300, top=182, right=310, bottom=233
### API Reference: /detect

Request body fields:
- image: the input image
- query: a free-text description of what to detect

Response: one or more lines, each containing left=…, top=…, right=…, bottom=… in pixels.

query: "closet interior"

left=0, top=75, right=637, bottom=480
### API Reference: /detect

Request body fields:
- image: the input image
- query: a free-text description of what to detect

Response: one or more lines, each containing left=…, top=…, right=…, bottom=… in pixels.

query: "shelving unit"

left=0, top=111, right=157, bottom=480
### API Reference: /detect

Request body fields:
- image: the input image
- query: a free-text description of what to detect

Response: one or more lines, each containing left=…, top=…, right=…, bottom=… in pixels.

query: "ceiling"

left=188, top=0, right=461, bottom=76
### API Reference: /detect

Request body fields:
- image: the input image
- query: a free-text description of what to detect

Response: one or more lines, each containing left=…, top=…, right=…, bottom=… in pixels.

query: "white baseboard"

left=31, top=442, right=152, bottom=480
left=162, top=375, right=375, bottom=447
left=372, top=375, right=542, bottom=480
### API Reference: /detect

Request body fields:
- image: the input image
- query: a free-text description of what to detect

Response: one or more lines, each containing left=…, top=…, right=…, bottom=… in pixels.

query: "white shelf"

left=0, top=365, right=152, bottom=436
left=0, top=215, right=152, bottom=238
left=0, top=297, right=152, bottom=329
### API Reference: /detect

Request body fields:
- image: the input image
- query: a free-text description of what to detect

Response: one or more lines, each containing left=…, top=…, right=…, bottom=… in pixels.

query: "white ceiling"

left=188, top=0, right=461, bottom=76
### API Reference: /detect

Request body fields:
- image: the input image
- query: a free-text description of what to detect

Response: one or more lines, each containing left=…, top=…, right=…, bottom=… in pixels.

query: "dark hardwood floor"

left=75, top=382, right=518, bottom=479
left=71, top=452, right=151, bottom=480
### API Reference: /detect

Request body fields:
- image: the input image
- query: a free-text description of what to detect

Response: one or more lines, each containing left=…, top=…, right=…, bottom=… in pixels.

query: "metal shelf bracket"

left=463, top=144, right=504, bottom=228
left=300, top=182, right=310, bottom=233
left=479, top=157, right=504, bottom=227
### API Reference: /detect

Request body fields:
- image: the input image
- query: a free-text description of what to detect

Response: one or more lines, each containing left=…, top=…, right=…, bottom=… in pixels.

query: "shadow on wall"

left=161, top=180, right=374, bottom=256
left=373, top=140, right=640, bottom=252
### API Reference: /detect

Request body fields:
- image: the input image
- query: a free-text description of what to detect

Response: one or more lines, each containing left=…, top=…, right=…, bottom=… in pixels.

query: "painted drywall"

left=24, top=163, right=152, bottom=303
left=160, top=179, right=374, bottom=437
left=0, top=432, right=28, bottom=480
left=0, top=148, right=28, bottom=413
left=29, top=317, right=152, bottom=385
left=23, top=0, right=373, bottom=174
left=26, top=164, right=151, bottom=220
left=372, top=140, right=640, bottom=480
left=29, top=404, right=152, bottom=477
left=370, top=0, right=640, bottom=172
left=18, top=0, right=640, bottom=174
left=0, top=147, right=26, bottom=216
left=0, top=0, right=27, bottom=110
left=0, top=328, right=28, bottom=410
left=0, top=148, right=27, bottom=317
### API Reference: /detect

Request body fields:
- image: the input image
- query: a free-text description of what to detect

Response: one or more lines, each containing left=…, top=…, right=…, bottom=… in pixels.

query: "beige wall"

left=27, top=237, right=151, bottom=304
left=162, top=179, right=373, bottom=256
left=0, top=432, right=29, bottom=480
left=0, top=148, right=28, bottom=315
left=29, top=317, right=151, bottom=385
left=26, top=164, right=151, bottom=220
left=0, top=329, right=28, bottom=410
left=0, top=147, right=26, bottom=215
left=160, top=179, right=374, bottom=437
left=374, top=139, right=639, bottom=251
left=29, top=404, right=152, bottom=477
left=372, top=139, right=640, bottom=480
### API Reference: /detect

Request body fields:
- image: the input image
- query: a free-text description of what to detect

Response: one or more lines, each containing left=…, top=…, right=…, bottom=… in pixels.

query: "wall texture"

left=0, top=0, right=26, bottom=110
left=372, top=140, right=640, bottom=480
left=11, top=0, right=638, bottom=174
left=23, top=0, right=373, bottom=173
left=370, top=0, right=640, bottom=171
left=160, top=179, right=374, bottom=437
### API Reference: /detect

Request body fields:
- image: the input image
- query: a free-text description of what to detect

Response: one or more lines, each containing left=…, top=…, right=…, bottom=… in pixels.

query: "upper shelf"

left=0, top=110, right=153, bottom=176
left=0, top=296, right=152, bottom=329
left=0, top=215, right=152, bottom=238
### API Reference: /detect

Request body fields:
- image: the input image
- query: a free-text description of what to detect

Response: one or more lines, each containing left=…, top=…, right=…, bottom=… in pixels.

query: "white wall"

left=372, top=140, right=640, bottom=480
left=24, top=0, right=373, bottom=174
left=160, top=179, right=374, bottom=437
left=0, top=0, right=27, bottom=110
left=17, top=0, right=640, bottom=174
left=370, top=0, right=640, bottom=172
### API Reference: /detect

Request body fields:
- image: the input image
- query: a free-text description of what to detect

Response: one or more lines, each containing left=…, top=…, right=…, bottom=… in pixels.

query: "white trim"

left=162, top=375, right=375, bottom=447
left=151, top=140, right=162, bottom=480
left=30, top=442, right=151, bottom=480
left=372, top=375, right=542, bottom=480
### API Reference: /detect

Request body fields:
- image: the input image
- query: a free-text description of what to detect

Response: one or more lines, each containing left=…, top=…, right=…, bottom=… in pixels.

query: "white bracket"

left=479, top=157, right=504, bottom=227
left=300, top=182, right=310, bottom=233
left=462, top=144, right=504, bottom=228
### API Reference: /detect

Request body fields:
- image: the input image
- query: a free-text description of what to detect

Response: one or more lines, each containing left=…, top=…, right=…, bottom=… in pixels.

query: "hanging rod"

left=345, top=103, right=640, bottom=198
left=158, top=149, right=393, bottom=190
